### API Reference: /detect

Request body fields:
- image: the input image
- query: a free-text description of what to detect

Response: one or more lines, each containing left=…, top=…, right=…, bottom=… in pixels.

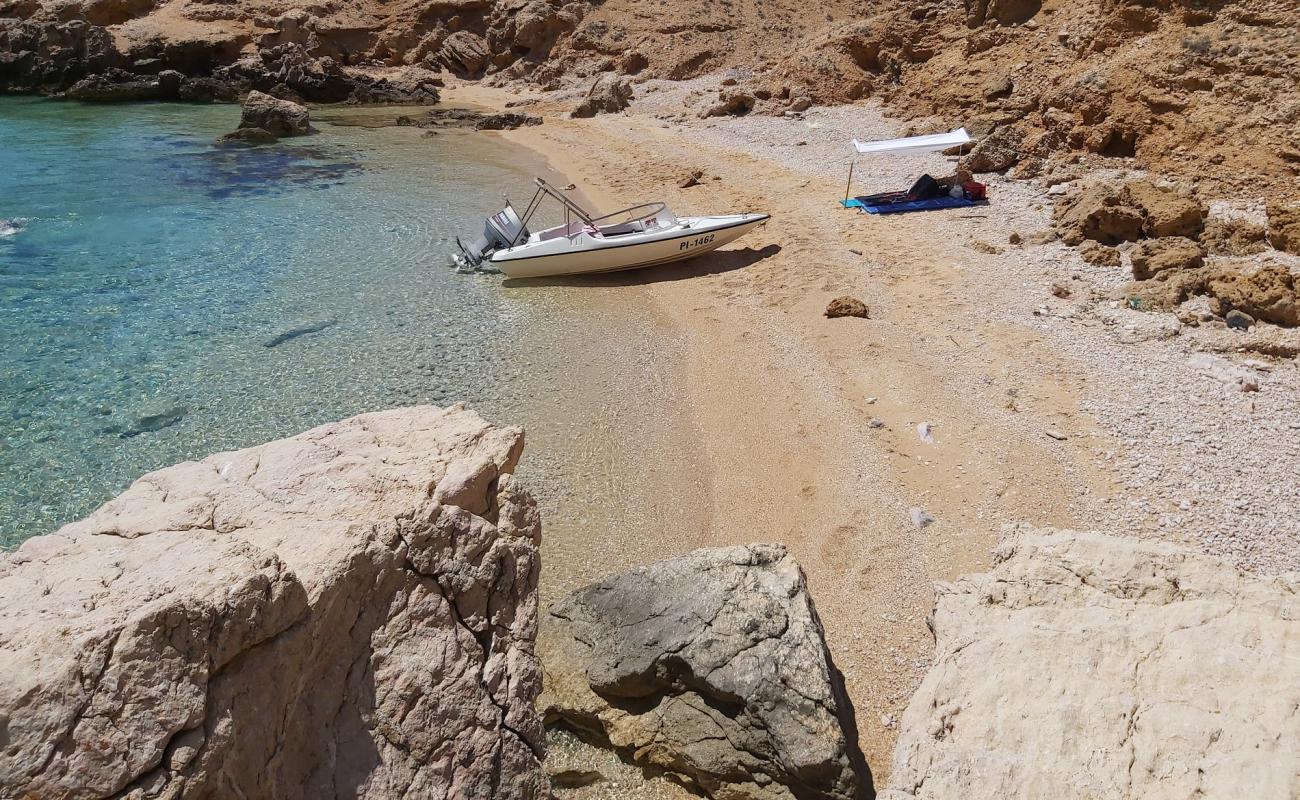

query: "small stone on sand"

left=826, top=296, right=869, bottom=318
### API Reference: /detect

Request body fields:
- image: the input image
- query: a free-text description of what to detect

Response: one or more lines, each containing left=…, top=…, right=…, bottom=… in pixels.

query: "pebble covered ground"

left=629, top=80, right=1300, bottom=574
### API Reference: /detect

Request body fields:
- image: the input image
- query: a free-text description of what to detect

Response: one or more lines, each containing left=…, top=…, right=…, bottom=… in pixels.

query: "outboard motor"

left=452, top=205, right=529, bottom=271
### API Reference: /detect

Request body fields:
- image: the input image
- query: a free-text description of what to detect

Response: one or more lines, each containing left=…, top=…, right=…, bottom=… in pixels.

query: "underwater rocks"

left=0, top=405, right=546, bottom=799
left=1267, top=203, right=1300, bottom=256
left=539, top=544, right=872, bottom=800
left=395, top=108, right=542, bottom=131
left=262, top=318, right=336, bottom=346
left=881, top=528, right=1300, bottom=799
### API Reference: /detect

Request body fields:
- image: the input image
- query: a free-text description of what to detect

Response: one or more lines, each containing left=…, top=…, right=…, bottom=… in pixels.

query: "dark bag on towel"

left=906, top=174, right=944, bottom=200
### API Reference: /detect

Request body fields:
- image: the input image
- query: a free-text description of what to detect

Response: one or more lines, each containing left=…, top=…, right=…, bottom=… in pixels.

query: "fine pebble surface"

left=631, top=83, right=1300, bottom=574
left=0, top=98, right=700, bottom=552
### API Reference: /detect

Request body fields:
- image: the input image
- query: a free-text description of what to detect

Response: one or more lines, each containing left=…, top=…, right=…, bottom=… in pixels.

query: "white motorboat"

left=453, top=178, right=769, bottom=279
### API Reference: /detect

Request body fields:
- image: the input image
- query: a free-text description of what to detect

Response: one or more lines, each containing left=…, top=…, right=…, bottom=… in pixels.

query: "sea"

left=0, top=97, right=703, bottom=563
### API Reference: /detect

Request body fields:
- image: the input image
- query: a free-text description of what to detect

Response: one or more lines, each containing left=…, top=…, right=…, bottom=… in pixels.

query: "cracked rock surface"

left=882, top=528, right=1300, bottom=800
left=0, top=404, right=546, bottom=799
left=539, top=544, right=873, bottom=800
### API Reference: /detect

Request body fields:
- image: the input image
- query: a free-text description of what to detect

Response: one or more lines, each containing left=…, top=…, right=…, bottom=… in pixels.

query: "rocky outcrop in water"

left=539, top=544, right=873, bottom=800
left=0, top=405, right=546, bottom=799
left=233, top=89, right=310, bottom=137
left=881, top=528, right=1300, bottom=800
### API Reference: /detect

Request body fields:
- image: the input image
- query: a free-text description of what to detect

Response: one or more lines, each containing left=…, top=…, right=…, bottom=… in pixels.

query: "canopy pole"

left=844, top=159, right=855, bottom=205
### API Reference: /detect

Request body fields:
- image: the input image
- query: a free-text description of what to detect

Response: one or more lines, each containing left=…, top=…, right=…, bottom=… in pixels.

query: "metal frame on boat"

left=453, top=178, right=769, bottom=279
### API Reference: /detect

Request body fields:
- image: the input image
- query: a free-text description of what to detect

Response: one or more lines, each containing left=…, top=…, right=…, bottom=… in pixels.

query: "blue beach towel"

left=841, top=196, right=984, bottom=214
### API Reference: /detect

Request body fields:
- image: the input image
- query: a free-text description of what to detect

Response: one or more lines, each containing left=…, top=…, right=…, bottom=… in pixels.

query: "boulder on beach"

left=1203, top=264, right=1300, bottom=328
left=826, top=296, right=870, bottom=318
left=539, top=543, right=873, bottom=800
left=570, top=76, right=633, bottom=118
left=700, top=90, right=756, bottom=118
left=960, top=126, right=1023, bottom=173
left=0, top=405, right=546, bottom=799
left=881, top=528, right=1300, bottom=800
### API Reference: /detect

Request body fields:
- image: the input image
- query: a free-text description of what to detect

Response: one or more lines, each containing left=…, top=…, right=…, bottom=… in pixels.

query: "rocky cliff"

left=4, top=0, right=1295, bottom=193
left=0, top=405, right=546, bottom=799
left=881, top=528, right=1300, bottom=799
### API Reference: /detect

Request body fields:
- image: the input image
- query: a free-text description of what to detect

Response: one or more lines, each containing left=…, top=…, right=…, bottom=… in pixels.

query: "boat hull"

left=492, top=213, right=769, bottom=279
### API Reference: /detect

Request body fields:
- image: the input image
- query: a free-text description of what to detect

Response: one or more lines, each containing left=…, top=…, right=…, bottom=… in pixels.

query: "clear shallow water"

left=0, top=98, right=665, bottom=547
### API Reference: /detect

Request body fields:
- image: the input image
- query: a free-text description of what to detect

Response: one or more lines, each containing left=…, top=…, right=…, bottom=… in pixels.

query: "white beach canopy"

left=843, top=127, right=972, bottom=204
left=851, top=127, right=971, bottom=156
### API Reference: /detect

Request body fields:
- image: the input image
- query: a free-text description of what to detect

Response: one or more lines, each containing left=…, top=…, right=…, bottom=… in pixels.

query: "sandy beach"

left=434, top=80, right=1300, bottom=779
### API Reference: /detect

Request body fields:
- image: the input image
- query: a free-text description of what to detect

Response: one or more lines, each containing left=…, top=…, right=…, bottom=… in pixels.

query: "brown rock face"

left=1201, top=217, right=1268, bottom=256
left=961, top=126, right=1023, bottom=173
left=881, top=529, right=1300, bottom=800
left=540, top=545, right=872, bottom=800
left=1205, top=264, right=1300, bottom=328
left=1078, top=240, right=1121, bottom=267
left=0, top=406, right=546, bottom=799
left=1122, top=180, right=1206, bottom=239
left=1055, top=180, right=1206, bottom=247
left=1266, top=203, right=1300, bottom=255
left=570, top=75, right=632, bottom=118
left=1054, top=183, right=1144, bottom=246
left=1129, top=236, right=1205, bottom=280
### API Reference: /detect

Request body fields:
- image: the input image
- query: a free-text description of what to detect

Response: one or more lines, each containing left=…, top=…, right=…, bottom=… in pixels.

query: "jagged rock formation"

left=762, top=0, right=1299, bottom=192
left=881, top=529, right=1300, bottom=800
left=0, top=405, right=546, bottom=799
left=1054, top=180, right=1206, bottom=247
left=539, top=544, right=873, bottom=800
left=1268, top=203, right=1300, bottom=256
left=2, top=0, right=1295, bottom=192
left=0, top=3, right=442, bottom=102
left=569, top=75, right=631, bottom=118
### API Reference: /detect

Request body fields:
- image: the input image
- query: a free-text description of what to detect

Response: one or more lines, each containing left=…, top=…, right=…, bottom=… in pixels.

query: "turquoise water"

left=0, top=98, right=610, bottom=546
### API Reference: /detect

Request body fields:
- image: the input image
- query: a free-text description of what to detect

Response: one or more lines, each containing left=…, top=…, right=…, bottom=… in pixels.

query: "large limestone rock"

left=539, top=544, right=873, bottom=800
left=0, top=405, right=547, bottom=799
left=882, top=529, right=1300, bottom=800
left=238, top=88, right=310, bottom=136
left=570, top=76, right=633, bottom=119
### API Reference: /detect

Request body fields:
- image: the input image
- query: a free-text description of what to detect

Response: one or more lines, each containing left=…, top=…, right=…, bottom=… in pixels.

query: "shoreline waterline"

left=0, top=98, right=711, bottom=574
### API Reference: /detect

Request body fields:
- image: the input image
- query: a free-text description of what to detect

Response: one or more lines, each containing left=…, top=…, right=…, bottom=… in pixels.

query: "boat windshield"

left=590, top=202, right=678, bottom=236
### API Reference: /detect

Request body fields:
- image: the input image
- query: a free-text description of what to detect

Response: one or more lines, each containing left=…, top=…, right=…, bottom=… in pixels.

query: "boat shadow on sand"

left=500, top=243, right=781, bottom=288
